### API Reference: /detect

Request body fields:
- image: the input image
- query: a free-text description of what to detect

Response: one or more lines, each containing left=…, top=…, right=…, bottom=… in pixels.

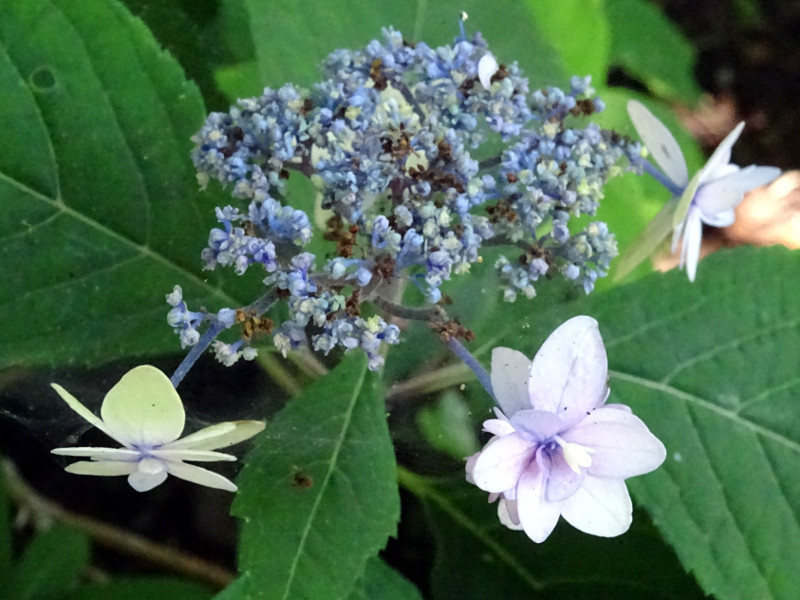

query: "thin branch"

left=373, top=295, right=447, bottom=323
left=2, top=460, right=235, bottom=590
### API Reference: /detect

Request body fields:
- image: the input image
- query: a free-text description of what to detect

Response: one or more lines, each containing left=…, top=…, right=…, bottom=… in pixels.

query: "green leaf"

left=400, top=470, right=703, bottom=600
left=417, top=391, right=479, bottom=460
left=10, top=525, right=90, bottom=600
left=606, top=0, right=702, bottom=102
left=470, top=246, right=800, bottom=599
left=119, top=0, right=231, bottom=109
left=238, top=0, right=565, bottom=92
left=232, top=353, right=400, bottom=600
left=61, top=577, right=214, bottom=600
left=347, top=557, right=424, bottom=600
left=0, top=0, right=255, bottom=370
left=525, top=0, right=610, bottom=81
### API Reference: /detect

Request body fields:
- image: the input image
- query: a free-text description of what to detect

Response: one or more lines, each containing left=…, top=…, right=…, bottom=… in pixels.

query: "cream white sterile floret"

left=51, top=365, right=265, bottom=492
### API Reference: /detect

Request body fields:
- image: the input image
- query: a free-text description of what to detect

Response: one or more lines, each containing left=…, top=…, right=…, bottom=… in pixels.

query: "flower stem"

left=638, top=158, right=684, bottom=196
left=170, top=322, right=224, bottom=389
left=2, top=459, right=233, bottom=589
left=446, top=337, right=495, bottom=402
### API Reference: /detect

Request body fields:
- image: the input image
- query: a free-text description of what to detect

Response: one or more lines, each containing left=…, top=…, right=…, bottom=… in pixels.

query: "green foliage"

left=525, top=0, right=610, bottom=82
left=2, top=1, right=797, bottom=599
left=606, top=0, right=702, bottom=102
left=235, top=0, right=566, bottom=97
left=400, top=469, right=704, bottom=599
left=229, top=353, right=400, bottom=600
left=347, top=557, right=424, bottom=600
left=7, top=524, right=90, bottom=600
left=0, top=0, right=256, bottom=370
left=417, top=391, right=479, bottom=460
left=461, top=246, right=800, bottom=599
left=60, top=577, right=214, bottom=600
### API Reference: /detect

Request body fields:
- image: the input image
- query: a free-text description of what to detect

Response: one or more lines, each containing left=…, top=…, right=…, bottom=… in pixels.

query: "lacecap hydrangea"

left=170, top=26, right=640, bottom=373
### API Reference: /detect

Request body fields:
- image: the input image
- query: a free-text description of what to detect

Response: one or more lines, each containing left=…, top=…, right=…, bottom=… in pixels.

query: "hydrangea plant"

left=3, top=3, right=796, bottom=600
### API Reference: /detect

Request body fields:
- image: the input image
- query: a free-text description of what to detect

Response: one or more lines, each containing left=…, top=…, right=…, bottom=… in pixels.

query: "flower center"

left=138, top=457, right=166, bottom=475
left=554, top=436, right=595, bottom=474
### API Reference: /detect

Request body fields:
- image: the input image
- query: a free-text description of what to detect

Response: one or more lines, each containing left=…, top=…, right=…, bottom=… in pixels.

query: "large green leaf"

left=401, top=470, right=703, bottom=600
left=347, top=557, right=424, bottom=600
left=231, top=353, right=400, bottom=600
left=464, top=246, right=800, bottom=599
left=236, top=0, right=565, bottom=95
left=9, top=525, right=90, bottom=600
left=61, top=577, right=214, bottom=600
left=606, top=0, right=701, bottom=102
left=0, top=0, right=255, bottom=370
left=525, top=0, right=610, bottom=81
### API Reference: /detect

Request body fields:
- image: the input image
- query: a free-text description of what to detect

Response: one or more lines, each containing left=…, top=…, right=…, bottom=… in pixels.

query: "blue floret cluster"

left=170, top=27, right=639, bottom=370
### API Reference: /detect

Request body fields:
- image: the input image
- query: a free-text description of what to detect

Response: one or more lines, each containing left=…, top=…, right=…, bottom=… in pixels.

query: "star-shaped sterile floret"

left=51, top=365, right=265, bottom=492
left=465, top=316, right=666, bottom=543
left=617, top=100, right=781, bottom=282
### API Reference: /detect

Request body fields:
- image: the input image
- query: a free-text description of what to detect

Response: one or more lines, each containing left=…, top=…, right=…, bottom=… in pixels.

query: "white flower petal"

left=128, top=470, right=169, bottom=492
left=509, top=409, right=565, bottom=441
left=483, top=418, right=515, bottom=437
left=164, top=460, right=238, bottom=492
left=52, top=447, right=140, bottom=460
left=702, top=208, right=735, bottom=228
left=559, top=475, right=632, bottom=538
left=491, top=347, right=532, bottom=417
left=477, top=53, right=498, bottom=89
left=160, top=420, right=265, bottom=451
left=516, top=463, right=562, bottom=543
left=150, top=449, right=237, bottom=462
left=528, top=316, right=607, bottom=422
left=50, top=383, right=121, bottom=445
left=546, top=451, right=584, bottom=502
left=695, top=165, right=782, bottom=216
left=563, top=417, right=666, bottom=479
left=101, top=366, right=185, bottom=448
left=471, top=432, right=535, bottom=493
left=497, top=497, right=524, bottom=531
left=697, top=122, right=745, bottom=184
left=64, top=460, right=138, bottom=477
left=627, top=100, right=689, bottom=188
left=681, top=207, right=703, bottom=282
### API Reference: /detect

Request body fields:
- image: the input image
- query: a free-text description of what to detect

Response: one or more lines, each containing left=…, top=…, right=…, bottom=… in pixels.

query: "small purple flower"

left=466, top=316, right=666, bottom=542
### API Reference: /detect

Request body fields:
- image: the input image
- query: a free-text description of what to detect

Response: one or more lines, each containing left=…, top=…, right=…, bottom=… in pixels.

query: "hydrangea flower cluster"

left=176, top=27, right=639, bottom=370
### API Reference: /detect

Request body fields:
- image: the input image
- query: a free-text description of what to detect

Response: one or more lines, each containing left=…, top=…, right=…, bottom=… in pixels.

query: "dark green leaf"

left=232, top=353, right=400, bottom=600
left=239, top=0, right=565, bottom=92
left=119, top=0, right=231, bottom=109
left=470, top=246, right=800, bottom=599
left=347, top=557, right=424, bottom=600
left=10, top=525, right=90, bottom=600
left=400, top=470, right=703, bottom=600
left=0, top=0, right=257, bottom=370
left=606, top=0, right=702, bottom=102
left=61, top=577, right=214, bottom=600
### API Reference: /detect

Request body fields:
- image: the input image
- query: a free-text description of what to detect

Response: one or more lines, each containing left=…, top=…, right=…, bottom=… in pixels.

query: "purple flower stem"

left=170, top=322, right=225, bottom=389
left=638, top=158, right=684, bottom=196
left=446, top=337, right=496, bottom=403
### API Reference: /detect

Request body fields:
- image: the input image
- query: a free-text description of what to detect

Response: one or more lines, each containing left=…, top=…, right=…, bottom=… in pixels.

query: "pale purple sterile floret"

left=466, top=316, right=666, bottom=543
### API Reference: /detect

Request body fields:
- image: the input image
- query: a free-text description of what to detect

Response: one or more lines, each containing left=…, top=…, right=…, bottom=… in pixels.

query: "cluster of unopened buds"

left=169, top=25, right=639, bottom=374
